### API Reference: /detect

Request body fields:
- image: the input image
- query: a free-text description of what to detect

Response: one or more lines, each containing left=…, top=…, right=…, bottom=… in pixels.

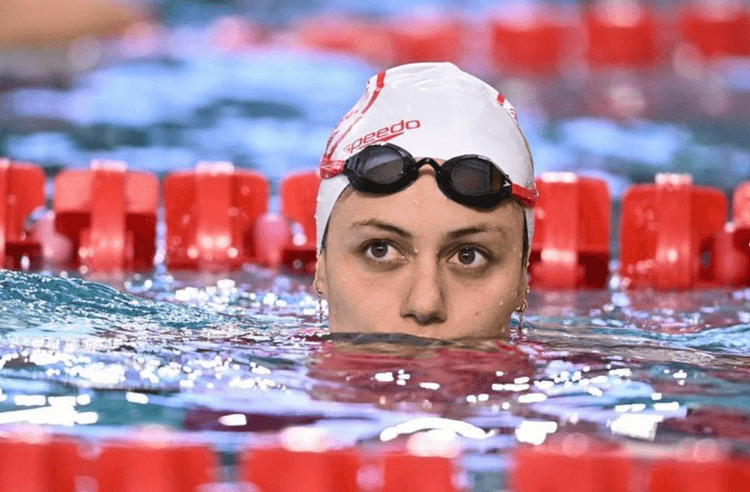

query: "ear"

left=313, top=251, right=328, bottom=297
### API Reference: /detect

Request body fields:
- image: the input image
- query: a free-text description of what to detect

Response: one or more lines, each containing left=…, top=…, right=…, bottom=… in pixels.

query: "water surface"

left=2, top=269, right=749, bottom=489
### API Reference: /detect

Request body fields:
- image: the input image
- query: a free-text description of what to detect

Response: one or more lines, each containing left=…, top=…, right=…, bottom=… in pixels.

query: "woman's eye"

left=364, top=241, right=401, bottom=261
left=449, top=247, right=487, bottom=267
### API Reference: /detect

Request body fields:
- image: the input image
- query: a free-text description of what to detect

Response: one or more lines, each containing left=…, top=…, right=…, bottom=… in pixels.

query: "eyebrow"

left=446, top=224, right=511, bottom=241
left=350, top=220, right=510, bottom=241
left=350, top=219, right=413, bottom=239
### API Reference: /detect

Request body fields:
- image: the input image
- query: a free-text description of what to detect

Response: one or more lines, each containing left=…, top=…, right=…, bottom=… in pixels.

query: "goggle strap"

left=512, top=183, right=538, bottom=208
left=320, top=158, right=345, bottom=179
left=327, top=145, right=538, bottom=208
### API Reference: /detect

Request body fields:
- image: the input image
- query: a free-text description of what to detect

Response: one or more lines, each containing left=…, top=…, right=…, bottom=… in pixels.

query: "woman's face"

left=316, top=166, right=528, bottom=340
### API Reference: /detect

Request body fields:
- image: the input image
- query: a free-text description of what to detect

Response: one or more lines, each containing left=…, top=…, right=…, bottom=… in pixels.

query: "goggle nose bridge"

left=408, top=157, right=446, bottom=177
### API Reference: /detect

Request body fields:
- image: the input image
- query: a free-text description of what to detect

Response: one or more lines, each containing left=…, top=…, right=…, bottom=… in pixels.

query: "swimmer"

left=313, top=62, right=536, bottom=340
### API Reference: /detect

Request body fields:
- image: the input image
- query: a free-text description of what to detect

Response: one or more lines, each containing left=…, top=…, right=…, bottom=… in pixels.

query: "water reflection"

left=0, top=268, right=749, bottom=479
left=308, top=335, right=535, bottom=410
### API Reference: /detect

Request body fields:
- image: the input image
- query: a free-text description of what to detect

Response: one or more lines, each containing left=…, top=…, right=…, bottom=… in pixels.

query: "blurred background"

left=1, top=0, right=749, bottom=221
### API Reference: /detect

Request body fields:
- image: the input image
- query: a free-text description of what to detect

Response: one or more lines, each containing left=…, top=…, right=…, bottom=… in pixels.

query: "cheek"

left=454, top=273, right=523, bottom=330
left=468, top=293, right=515, bottom=319
left=324, top=256, right=398, bottom=329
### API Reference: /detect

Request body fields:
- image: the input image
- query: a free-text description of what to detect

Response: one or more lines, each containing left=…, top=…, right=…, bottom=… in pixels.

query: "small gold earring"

left=312, top=273, right=322, bottom=295
left=516, top=286, right=529, bottom=331
left=517, top=285, right=529, bottom=313
left=517, top=297, right=528, bottom=314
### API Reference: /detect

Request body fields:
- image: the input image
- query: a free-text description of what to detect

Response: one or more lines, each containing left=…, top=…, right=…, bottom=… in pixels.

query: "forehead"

left=328, top=173, right=525, bottom=238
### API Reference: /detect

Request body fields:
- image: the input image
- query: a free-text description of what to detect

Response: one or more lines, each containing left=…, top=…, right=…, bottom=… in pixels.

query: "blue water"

left=2, top=266, right=750, bottom=488
left=3, top=49, right=750, bottom=198
left=2, top=2, right=750, bottom=490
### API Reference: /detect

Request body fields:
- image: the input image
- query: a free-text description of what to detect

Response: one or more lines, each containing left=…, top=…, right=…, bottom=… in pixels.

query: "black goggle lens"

left=344, top=144, right=511, bottom=208
left=445, top=158, right=503, bottom=197
left=352, top=146, right=406, bottom=183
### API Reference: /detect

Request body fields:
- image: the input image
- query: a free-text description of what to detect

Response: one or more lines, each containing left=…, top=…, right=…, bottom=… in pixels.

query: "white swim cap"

left=316, top=62, right=536, bottom=256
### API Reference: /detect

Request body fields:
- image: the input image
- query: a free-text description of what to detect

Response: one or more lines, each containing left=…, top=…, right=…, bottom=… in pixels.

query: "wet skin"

left=316, top=167, right=528, bottom=340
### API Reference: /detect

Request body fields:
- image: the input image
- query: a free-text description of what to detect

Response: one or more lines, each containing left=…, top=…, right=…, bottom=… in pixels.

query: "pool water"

left=2, top=266, right=750, bottom=489
left=2, top=3, right=750, bottom=490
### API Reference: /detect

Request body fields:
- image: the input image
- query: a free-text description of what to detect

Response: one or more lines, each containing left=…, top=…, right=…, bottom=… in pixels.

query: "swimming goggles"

left=343, top=143, right=537, bottom=209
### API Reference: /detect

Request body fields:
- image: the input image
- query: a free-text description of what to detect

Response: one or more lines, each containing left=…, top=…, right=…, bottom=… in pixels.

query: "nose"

left=400, top=258, right=447, bottom=326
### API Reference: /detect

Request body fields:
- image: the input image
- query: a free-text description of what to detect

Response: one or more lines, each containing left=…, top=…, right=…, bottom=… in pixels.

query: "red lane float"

left=242, top=442, right=457, bottom=492
left=709, top=182, right=750, bottom=286
left=648, top=455, right=728, bottom=492
left=679, top=4, right=750, bottom=59
left=511, top=434, right=630, bottom=492
left=252, top=213, right=293, bottom=269
left=731, top=183, right=750, bottom=269
left=645, top=442, right=750, bottom=492
left=0, top=159, right=44, bottom=270
left=584, top=1, right=660, bottom=69
left=731, top=459, right=750, bottom=490
left=733, top=182, right=750, bottom=228
left=388, top=15, right=463, bottom=65
left=54, top=161, right=158, bottom=272
left=242, top=446, right=360, bottom=492
left=95, top=440, right=217, bottom=492
left=510, top=434, right=750, bottom=492
left=383, top=452, right=456, bottom=492
left=294, top=16, right=393, bottom=66
left=708, top=222, right=750, bottom=287
left=490, top=9, right=566, bottom=75
left=0, top=435, right=80, bottom=492
left=11, top=158, right=750, bottom=288
left=164, top=162, right=268, bottom=271
left=620, top=174, right=727, bottom=289
left=4, top=427, right=750, bottom=492
left=529, top=173, right=610, bottom=289
left=279, top=170, right=319, bottom=275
